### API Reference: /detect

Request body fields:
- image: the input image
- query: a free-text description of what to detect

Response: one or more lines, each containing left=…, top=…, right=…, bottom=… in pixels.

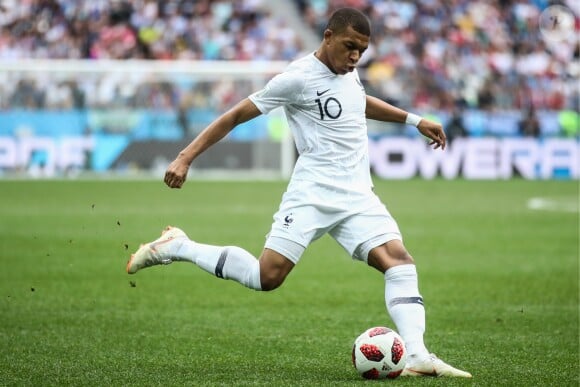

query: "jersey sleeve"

left=249, top=70, right=305, bottom=114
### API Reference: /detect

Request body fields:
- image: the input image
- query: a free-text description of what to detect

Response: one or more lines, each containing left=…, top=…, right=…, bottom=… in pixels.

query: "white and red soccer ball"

left=352, top=326, right=407, bottom=379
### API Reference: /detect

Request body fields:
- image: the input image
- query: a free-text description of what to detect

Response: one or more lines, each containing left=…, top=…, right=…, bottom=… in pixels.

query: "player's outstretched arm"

left=164, top=98, right=262, bottom=188
left=365, top=95, right=446, bottom=150
left=365, top=95, right=408, bottom=123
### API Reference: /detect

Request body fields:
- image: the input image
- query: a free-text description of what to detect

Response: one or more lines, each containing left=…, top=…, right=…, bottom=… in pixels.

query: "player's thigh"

left=268, top=181, right=337, bottom=256
left=330, top=199, right=402, bottom=262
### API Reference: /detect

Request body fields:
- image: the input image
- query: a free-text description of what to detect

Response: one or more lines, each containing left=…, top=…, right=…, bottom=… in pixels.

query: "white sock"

left=384, top=264, right=429, bottom=361
left=176, top=240, right=262, bottom=290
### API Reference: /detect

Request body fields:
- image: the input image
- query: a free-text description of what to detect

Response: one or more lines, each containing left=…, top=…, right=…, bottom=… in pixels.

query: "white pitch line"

left=527, top=197, right=579, bottom=213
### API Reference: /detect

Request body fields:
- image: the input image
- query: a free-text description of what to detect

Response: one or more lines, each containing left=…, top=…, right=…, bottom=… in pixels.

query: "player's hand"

left=417, top=119, right=446, bottom=150
left=164, top=157, right=190, bottom=188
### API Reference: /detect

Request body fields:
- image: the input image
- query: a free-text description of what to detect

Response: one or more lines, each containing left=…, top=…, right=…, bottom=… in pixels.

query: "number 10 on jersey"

left=315, top=97, right=342, bottom=120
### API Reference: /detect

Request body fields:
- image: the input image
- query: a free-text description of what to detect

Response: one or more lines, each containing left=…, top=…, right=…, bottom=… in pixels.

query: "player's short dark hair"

left=325, top=8, right=370, bottom=37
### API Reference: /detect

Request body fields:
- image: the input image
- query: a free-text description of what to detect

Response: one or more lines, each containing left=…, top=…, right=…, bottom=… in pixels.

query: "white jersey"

left=249, top=53, right=372, bottom=192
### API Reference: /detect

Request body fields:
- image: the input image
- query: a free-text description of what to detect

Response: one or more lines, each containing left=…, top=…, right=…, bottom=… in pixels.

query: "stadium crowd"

left=0, top=0, right=302, bottom=61
left=0, top=0, right=578, bottom=128
left=296, top=0, right=578, bottom=112
left=0, top=0, right=302, bottom=111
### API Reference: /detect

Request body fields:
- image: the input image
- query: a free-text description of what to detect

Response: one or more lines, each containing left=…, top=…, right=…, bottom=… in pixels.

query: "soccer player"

left=127, top=8, right=471, bottom=378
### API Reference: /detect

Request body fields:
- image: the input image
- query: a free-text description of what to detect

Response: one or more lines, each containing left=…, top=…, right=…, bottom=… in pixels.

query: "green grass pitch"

left=0, top=178, right=578, bottom=386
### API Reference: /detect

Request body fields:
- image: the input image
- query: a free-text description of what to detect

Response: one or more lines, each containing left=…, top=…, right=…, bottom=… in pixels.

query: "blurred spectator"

left=477, top=78, right=496, bottom=111
left=446, top=105, right=468, bottom=142
left=518, top=105, right=541, bottom=137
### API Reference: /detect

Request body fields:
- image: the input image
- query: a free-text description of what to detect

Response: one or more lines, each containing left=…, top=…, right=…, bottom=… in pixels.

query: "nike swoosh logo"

left=149, top=237, right=174, bottom=252
left=316, top=89, right=330, bottom=96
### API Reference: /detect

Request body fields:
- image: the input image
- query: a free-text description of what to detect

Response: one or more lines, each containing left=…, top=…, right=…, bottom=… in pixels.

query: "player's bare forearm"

left=365, top=95, right=446, bottom=150
left=175, top=117, right=234, bottom=165
left=164, top=98, right=261, bottom=188
left=365, top=95, right=408, bottom=123
left=177, top=98, right=261, bottom=164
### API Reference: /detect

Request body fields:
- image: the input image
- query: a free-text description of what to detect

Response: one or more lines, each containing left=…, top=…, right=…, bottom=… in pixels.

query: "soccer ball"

left=352, top=326, right=407, bottom=379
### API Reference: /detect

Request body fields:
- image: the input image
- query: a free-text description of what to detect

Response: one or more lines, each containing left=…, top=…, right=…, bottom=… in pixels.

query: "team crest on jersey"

left=283, top=213, right=294, bottom=228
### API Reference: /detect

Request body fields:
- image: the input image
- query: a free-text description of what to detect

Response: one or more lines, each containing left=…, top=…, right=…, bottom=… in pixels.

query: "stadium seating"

left=0, top=0, right=577, bottom=139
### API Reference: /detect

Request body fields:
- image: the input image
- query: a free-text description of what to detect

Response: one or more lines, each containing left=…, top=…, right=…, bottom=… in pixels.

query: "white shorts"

left=264, top=179, right=402, bottom=264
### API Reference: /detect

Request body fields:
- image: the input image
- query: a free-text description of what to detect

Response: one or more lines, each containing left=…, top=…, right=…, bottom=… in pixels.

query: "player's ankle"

left=406, top=352, right=430, bottom=364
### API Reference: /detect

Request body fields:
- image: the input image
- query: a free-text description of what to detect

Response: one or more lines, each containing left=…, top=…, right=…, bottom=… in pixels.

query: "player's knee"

left=259, top=261, right=291, bottom=291
left=385, top=240, right=414, bottom=263
left=397, top=250, right=414, bottom=264
left=260, top=270, right=286, bottom=291
left=368, top=241, right=414, bottom=272
left=258, top=248, right=295, bottom=291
